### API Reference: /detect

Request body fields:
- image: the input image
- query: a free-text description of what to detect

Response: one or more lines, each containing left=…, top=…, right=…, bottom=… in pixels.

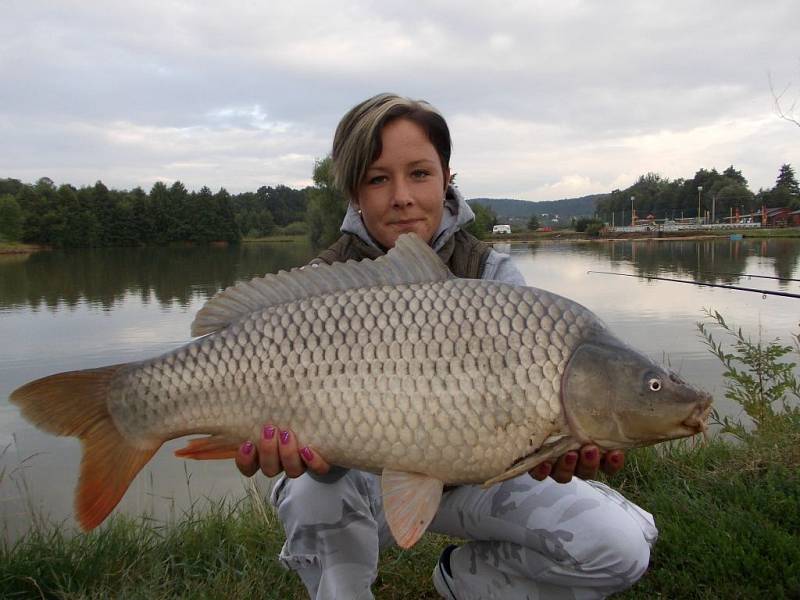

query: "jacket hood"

left=339, top=185, right=476, bottom=252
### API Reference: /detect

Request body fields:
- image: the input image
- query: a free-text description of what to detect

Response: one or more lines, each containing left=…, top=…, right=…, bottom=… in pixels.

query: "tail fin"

left=10, top=365, right=159, bottom=530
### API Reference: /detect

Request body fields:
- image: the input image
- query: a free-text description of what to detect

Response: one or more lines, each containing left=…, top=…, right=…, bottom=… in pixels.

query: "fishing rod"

left=699, top=271, right=800, bottom=283
left=587, top=271, right=800, bottom=299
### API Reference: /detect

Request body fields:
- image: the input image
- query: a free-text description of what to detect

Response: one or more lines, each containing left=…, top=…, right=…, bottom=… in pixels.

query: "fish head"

left=561, top=336, right=713, bottom=448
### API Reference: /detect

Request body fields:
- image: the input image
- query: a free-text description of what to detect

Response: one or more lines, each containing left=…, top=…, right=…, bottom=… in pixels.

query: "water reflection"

left=568, top=239, right=800, bottom=288
left=0, top=241, right=316, bottom=311
left=3, top=239, right=796, bottom=313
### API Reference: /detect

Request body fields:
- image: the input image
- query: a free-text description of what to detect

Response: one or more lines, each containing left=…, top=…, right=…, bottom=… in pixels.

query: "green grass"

left=241, top=234, right=308, bottom=244
left=2, top=420, right=798, bottom=599
left=742, top=226, right=800, bottom=238
left=0, top=242, right=42, bottom=254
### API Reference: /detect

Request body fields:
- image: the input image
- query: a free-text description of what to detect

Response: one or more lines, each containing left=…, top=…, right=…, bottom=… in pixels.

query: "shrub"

left=574, top=217, right=603, bottom=233
left=698, top=309, right=800, bottom=439
left=278, top=221, right=309, bottom=236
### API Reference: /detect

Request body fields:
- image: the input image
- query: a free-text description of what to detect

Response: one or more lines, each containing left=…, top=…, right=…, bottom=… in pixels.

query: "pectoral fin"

left=381, top=469, right=444, bottom=549
left=482, top=437, right=578, bottom=487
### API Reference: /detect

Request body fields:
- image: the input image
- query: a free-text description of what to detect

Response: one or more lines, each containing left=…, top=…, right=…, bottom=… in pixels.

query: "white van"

left=492, top=224, right=511, bottom=234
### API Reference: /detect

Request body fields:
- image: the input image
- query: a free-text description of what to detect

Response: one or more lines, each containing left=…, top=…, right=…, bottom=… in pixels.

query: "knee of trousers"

left=572, top=516, right=653, bottom=582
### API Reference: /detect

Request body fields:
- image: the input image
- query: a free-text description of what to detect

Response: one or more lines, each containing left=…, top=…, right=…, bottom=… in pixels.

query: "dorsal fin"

left=190, top=233, right=452, bottom=336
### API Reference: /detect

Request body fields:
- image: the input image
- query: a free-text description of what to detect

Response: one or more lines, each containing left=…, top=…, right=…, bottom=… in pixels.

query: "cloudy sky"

left=2, top=1, right=798, bottom=201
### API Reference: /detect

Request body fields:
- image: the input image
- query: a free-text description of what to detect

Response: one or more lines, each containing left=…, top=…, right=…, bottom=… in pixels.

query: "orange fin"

left=175, top=435, right=240, bottom=460
left=10, top=365, right=160, bottom=530
left=381, top=469, right=443, bottom=549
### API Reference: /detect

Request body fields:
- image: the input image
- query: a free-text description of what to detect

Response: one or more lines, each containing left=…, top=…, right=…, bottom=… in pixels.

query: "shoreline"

left=486, top=226, right=800, bottom=243
left=0, top=243, right=46, bottom=255
left=3, top=227, right=798, bottom=253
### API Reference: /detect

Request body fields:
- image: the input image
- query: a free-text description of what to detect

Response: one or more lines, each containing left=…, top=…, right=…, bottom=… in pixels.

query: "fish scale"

left=107, top=278, right=590, bottom=483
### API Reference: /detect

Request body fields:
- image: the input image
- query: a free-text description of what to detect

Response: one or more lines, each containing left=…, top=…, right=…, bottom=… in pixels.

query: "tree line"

left=2, top=162, right=797, bottom=248
left=0, top=177, right=311, bottom=248
left=596, top=164, right=799, bottom=223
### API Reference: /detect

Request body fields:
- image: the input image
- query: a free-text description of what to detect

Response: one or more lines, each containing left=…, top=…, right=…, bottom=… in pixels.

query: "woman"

left=236, top=93, right=657, bottom=599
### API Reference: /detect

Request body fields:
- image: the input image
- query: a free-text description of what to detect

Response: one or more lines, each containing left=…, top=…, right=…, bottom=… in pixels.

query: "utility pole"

left=711, top=193, right=716, bottom=224
left=697, top=185, right=703, bottom=225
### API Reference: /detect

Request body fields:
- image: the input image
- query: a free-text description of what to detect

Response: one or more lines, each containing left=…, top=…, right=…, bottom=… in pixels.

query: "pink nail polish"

left=584, top=448, right=598, bottom=462
left=300, top=447, right=314, bottom=462
left=263, top=425, right=275, bottom=440
left=241, top=441, right=254, bottom=455
left=280, top=430, right=290, bottom=445
left=609, top=453, right=622, bottom=465
left=564, top=452, right=577, bottom=466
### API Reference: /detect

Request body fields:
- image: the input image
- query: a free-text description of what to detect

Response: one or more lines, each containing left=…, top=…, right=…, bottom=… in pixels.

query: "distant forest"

left=473, top=164, right=799, bottom=223
left=596, top=164, right=799, bottom=223
left=470, top=194, right=604, bottom=221
left=0, top=163, right=796, bottom=248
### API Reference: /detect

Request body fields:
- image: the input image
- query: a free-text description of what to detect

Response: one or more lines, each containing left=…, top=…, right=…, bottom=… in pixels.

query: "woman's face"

left=355, top=118, right=449, bottom=249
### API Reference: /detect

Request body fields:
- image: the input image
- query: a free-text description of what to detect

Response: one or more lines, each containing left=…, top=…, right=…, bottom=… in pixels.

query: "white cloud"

left=0, top=1, right=798, bottom=199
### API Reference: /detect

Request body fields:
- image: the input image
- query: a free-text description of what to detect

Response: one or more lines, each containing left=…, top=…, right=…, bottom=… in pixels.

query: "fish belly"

left=107, top=279, right=599, bottom=482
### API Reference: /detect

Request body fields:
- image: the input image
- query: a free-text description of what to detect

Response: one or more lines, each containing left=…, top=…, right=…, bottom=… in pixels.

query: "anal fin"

left=175, top=435, right=241, bottom=460
left=381, top=469, right=444, bottom=549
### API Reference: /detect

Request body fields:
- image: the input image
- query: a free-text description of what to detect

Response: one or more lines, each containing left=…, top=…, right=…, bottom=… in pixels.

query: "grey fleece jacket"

left=337, top=185, right=526, bottom=286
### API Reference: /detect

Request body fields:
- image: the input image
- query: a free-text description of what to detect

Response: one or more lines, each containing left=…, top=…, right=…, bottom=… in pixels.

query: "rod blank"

left=586, top=271, right=800, bottom=299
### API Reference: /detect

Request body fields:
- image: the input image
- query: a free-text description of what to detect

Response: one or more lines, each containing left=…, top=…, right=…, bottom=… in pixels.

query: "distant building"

left=726, top=207, right=797, bottom=227
left=763, top=207, right=793, bottom=227
left=492, top=224, right=512, bottom=234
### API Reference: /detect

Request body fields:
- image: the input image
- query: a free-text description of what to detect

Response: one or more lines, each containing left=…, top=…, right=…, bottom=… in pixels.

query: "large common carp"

left=11, top=234, right=711, bottom=548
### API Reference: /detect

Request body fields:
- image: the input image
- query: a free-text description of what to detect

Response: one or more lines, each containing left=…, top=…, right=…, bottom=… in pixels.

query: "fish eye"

left=648, top=378, right=662, bottom=392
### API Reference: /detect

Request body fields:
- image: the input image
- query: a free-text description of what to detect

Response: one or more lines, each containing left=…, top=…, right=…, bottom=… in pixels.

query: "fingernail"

left=564, top=452, right=577, bottom=466
left=241, top=441, right=253, bottom=456
left=300, top=447, right=314, bottom=462
left=539, top=462, right=552, bottom=476
left=584, top=448, right=598, bottom=462
left=280, top=430, right=290, bottom=445
left=609, top=453, right=622, bottom=465
left=263, top=425, right=275, bottom=440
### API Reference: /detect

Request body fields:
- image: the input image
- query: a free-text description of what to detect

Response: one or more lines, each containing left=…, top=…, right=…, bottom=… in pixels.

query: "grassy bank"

left=2, top=418, right=797, bottom=599
left=0, top=242, right=44, bottom=254
left=484, top=226, right=800, bottom=243
left=241, top=234, right=308, bottom=244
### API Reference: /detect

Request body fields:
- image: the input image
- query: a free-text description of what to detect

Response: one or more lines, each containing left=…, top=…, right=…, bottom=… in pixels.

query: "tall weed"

left=698, top=308, right=800, bottom=439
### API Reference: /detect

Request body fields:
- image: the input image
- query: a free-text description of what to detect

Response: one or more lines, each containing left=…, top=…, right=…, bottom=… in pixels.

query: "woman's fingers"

left=299, top=445, right=331, bottom=476
left=529, top=446, right=624, bottom=485
left=602, top=449, right=625, bottom=476
left=239, top=424, right=333, bottom=479
left=575, top=445, right=601, bottom=480
left=277, top=429, right=305, bottom=478
left=529, top=461, right=552, bottom=481
left=550, top=451, right=579, bottom=483
left=235, top=440, right=259, bottom=477
left=258, top=425, right=282, bottom=477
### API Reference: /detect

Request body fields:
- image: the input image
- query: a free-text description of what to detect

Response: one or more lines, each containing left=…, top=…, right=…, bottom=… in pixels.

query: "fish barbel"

left=11, top=234, right=712, bottom=547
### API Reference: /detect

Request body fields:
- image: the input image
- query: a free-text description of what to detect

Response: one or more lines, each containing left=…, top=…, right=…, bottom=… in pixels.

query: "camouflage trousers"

left=270, top=469, right=657, bottom=600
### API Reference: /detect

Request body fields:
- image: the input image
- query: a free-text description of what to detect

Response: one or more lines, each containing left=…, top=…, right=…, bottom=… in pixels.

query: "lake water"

left=2, top=237, right=799, bottom=541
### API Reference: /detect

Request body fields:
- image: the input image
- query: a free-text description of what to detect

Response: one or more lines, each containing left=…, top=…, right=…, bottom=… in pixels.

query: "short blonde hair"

left=331, top=93, right=452, bottom=201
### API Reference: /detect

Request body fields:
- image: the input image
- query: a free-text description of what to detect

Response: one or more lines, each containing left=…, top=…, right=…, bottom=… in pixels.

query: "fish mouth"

left=681, top=393, right=714, bottom=440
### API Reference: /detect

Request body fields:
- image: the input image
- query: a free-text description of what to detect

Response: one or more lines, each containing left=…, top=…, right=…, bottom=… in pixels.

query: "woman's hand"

left=235, top=424, right=331, bottom=478
left=528, top=445, right=624, bottom=483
